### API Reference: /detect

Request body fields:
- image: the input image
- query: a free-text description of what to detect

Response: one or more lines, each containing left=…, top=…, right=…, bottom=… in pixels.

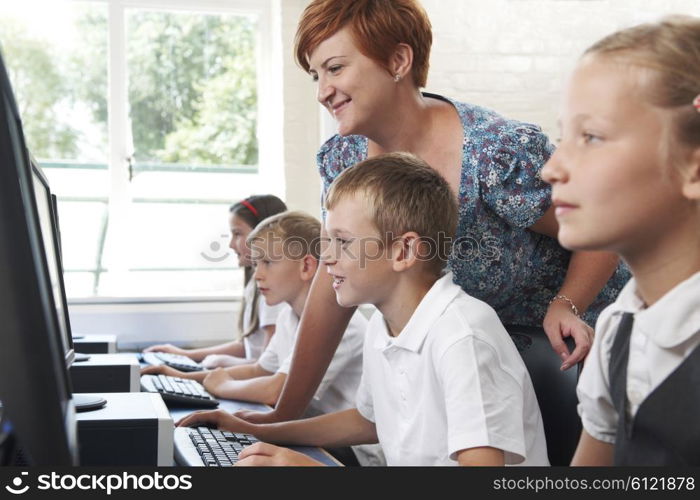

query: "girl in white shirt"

left=541, top=16, right=700, bottom=465
left=144, top=195, right=287, bottom=367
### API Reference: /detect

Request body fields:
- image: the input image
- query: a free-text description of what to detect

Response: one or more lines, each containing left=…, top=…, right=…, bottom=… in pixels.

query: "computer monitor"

left=0, top=48, right=79, bottom=465
left=31, top=161, right=75, bottom=364
left=51, top=194, right=63, bottom=262
left=32, top=161, right=95, bottom=365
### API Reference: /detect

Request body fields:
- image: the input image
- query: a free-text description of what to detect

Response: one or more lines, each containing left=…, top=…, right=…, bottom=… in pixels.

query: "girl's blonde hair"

left=585, top=16, right=700, bottom=163
left=229, top=195, right=287, bottom=339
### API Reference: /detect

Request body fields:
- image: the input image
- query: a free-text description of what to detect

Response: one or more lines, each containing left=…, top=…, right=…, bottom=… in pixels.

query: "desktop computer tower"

left=70, top=354, right=140, bottom=393
left=75, top=392, right=174, bottom=466
left=73, top=334, right=117, bottom=354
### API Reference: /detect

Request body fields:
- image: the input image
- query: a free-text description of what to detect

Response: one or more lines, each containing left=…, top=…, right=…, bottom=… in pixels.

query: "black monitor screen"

left=0, top=47, right=78, bottom=465
left=32, top=163, right=74, bottom=363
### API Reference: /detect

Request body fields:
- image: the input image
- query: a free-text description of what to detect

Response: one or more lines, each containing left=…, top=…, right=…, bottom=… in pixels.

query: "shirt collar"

left=372, top=272, right=462, bottom=352
left=606, top=271, right=700, bottom=348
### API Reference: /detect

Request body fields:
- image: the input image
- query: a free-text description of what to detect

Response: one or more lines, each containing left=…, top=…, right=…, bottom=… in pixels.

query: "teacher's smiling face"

left=307, top=27, right=398, bottom=138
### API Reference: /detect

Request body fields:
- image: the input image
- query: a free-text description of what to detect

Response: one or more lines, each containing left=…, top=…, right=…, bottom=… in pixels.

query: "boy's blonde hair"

left=247, top=211, right=322, bottom=262
left=324, top=152, right=457, bottom=276
left=585, top=16, right=700, bottom=163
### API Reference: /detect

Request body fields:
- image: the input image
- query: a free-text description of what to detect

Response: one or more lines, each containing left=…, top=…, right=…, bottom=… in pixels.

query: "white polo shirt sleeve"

left=438, top=334, right=530, bottom=464
left=576, top=305, right=620, bottom=444
left=355, top=334, right=375, bottom=423
left=257, top=306, right=295, bottom=374
left=312, top=310, right=367, bottom=398
left=355, top=310, right=379, bottom=423
left=258, top=295, right=286, bottom=328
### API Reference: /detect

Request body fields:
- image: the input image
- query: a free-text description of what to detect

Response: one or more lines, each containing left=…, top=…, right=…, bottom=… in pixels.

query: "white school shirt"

left=577, top=271, right=700, bottom=444
left=257, top=305, right=367, bottom=416
left=242, top=278, right=286, bottom=360
left=355, top=272, right=549, bottom=466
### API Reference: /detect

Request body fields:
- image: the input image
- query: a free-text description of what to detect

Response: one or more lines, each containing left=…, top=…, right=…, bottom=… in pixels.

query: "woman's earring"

left=394, top=73, right=401, bottom=83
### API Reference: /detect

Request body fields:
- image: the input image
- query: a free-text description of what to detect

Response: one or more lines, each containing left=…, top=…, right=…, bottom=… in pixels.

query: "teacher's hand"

left=542, top=300, right=594, bottom=370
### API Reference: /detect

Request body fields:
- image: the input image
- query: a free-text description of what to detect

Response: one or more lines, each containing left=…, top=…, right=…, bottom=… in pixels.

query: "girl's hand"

left=175, top=409, right=253, bottom=434
left=542, top=300, right=594, bottom=370
left=235, top=442, right=324, bottom=467
left=143, top=343, right=188, bottom=356
left=140, top=364, right=184, bottom=378
left=201, top=354, right=240, bottom=369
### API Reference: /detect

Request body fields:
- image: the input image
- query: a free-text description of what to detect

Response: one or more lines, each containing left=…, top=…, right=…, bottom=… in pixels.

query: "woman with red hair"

left=240, top=0, right=629, bottom=433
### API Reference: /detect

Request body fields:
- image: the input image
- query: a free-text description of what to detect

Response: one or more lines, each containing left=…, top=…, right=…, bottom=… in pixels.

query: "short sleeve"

left=478, top=123, right=554, bottom=229
left=257, top=315, right=290, bottom=373
left=439, top=336, right=529, bottom=464
left=257, top=337, right=281, bottom=373
left=355, top=324, right=375, bottom=423
left=314, top=311, right=366, bottom=399
left=277, top=351, right=293, bottom=375
left=258, top=298, right=285, bottom=328
left=576, top=307, right=620, bottom=444
left=355, top=367, right=375, bottom=423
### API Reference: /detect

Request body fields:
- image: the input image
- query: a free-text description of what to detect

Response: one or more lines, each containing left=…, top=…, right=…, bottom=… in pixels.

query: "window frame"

left=50, top=0, right=282, bottom=303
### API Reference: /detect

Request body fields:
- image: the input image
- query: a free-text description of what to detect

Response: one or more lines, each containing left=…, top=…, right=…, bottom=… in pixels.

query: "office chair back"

left=507, top=325, right=582, bottom=465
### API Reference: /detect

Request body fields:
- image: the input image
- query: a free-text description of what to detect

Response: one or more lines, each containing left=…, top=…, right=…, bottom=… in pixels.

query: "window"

left=1, top=0, right=281, bottom=299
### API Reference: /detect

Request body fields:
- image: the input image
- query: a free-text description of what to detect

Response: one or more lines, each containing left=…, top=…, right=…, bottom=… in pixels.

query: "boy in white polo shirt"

left=143, top=211, right=367, bottom=419
left=178, top=153, right=548, bottom=466
left=203, top=211, right=368, bottom=420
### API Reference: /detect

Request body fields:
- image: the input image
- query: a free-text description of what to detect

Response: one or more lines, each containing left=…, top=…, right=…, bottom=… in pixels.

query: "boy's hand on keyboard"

left=176, top=409, right=253, bottom=434
left=143, top=343, right=188, bottom=356
left=235, top=443, right=323, bottom=467
left=201, top=354, right=240, bottom=369
left=140, top=364, right=184, bottom=378
left=202, top=367, right=232, bottom=393
left=233, top=409, right=276, bottom=424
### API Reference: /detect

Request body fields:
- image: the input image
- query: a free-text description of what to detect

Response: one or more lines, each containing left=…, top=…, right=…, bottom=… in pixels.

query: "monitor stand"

left=74, top=394, right=107, bottom=412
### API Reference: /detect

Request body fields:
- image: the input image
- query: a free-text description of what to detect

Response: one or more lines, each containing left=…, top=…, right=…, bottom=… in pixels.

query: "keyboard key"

left=183, top=427, right=266, bottom=466
left=140, top=375, right=219, bottom=408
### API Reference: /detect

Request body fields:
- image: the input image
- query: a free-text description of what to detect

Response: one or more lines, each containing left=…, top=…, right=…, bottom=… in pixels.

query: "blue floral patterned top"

left=317, top=94, right=630, bottom=327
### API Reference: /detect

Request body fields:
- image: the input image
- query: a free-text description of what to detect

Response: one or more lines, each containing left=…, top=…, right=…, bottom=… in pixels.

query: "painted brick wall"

left=424, top=0, right=700, bottom=139
left=280, top=0, right=700, bottom=216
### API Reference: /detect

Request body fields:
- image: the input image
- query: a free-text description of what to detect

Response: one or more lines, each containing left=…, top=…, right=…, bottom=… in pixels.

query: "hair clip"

left=241, top=199, right=259, bottom=217
left=694, top=94, right=700, bottom=113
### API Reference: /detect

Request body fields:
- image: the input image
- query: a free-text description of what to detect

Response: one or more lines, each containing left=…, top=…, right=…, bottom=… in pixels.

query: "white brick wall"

left=423, top=0, right=700, bottom=138
left=279, top=0, right=322, bottom=217
left=280, top=0, right=700, bottom=216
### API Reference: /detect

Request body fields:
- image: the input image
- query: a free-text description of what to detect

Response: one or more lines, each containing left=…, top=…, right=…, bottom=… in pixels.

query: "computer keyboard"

left=141, top=352, right=204, bottom=372
left=141, top=374, right=219, bottom=408
left=174, top=426, right=260, bottom=466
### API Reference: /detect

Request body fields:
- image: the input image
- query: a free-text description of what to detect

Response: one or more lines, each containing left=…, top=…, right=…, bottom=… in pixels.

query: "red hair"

left=294, top=0, right=432, bottom=88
